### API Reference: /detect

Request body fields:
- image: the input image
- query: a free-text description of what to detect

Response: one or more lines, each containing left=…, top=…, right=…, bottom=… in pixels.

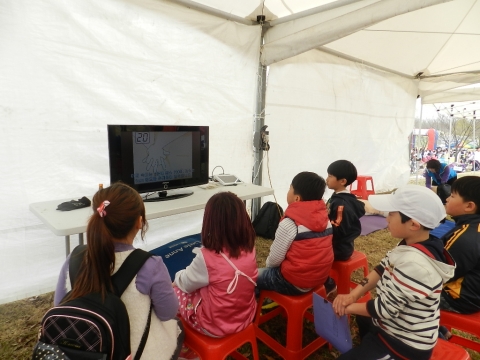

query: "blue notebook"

left=313, top=292, right=353, bottom=354
left=149, top=234, right=201, bottom=281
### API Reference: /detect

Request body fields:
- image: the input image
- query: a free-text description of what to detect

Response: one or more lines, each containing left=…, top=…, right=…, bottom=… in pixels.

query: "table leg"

left=65, top=235, right=70, bottom=257
left=79, top=233, right=84, bottom=245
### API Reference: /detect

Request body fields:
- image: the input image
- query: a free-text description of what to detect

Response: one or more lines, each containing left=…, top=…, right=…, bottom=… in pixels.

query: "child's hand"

left=172, top=281, right=176, bottom=288
left=333, top=294, right=356, bottom=316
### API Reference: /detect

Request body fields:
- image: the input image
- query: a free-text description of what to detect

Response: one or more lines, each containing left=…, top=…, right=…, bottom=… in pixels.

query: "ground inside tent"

left=1, top=228, right=479, bottom=360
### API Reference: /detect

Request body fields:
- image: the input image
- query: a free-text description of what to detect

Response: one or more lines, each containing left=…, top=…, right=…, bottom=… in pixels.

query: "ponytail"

left=65, top=182, right=147, bottom=301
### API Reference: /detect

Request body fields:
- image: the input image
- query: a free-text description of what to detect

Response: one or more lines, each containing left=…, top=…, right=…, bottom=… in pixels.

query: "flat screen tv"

left=107, top=125, right=209, bottom=201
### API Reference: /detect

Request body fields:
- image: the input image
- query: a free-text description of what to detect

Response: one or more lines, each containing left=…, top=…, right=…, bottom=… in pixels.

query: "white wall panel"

left=0, top=0, right=260, bottom=304
left=261, top=49, right=417, bottom=209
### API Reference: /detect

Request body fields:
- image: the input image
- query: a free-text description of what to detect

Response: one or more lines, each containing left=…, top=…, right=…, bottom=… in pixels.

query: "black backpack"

left=252, top=201, right=284, bottom=240
left=32, top=245, right=152, bottom=360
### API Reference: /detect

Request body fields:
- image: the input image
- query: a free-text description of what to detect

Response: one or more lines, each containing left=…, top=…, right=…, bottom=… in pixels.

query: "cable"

left=210, top=166, right=224, bottom=181
left=265, top=150, right=282, bottom=219
left=252, top=153, right=266, bottom=183
left=142, top=192, right=156, bottom=201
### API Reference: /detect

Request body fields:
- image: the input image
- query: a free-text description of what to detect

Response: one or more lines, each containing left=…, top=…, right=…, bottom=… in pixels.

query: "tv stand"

left=143, top=189, right=194, bottom=202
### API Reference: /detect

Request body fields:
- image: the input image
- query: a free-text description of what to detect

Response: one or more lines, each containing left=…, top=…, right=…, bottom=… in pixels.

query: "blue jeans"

left=340, top=316, right=432, bottom=360
left=256, top=267, right=309, bottom=296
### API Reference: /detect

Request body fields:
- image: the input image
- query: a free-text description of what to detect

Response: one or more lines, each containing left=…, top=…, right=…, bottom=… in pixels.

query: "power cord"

left=256, top=130, right=283, bottom=219
left=252, top=153, right=266, bottom=183
left=142, top=192, right=156, bottom=201
left=265, top=149, right=282, bottom=219
left=210, top=166, right=225, bottom=181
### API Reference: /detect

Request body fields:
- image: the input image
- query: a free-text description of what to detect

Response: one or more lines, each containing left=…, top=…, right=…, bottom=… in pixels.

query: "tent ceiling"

left=177, top=0, right=345, bottom=21
left=423, top=85, right=480, bottom=104
left=179, top=0, right=480, bottom=97
left=323, top=0, right=480, bottom=78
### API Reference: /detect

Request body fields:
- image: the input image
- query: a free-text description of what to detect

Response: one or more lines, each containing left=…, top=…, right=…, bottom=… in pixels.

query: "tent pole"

left=415, top=97, right=423, bottom=184
left=251, top=20, right=268, bottom=220
left=474, top=111, right=477, bottom=172
left=449, top=104, right=453, bottom=158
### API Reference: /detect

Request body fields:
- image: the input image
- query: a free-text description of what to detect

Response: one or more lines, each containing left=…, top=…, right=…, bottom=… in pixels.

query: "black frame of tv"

left=107, top=124, right=209, bottom=195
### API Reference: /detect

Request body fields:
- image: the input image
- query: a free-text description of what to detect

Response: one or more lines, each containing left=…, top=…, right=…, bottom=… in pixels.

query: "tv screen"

left=107, top=125, right=209, bottom=197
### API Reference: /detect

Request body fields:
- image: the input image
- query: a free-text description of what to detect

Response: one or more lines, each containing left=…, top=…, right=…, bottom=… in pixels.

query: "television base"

left=143, top=190, right=193, bottom=202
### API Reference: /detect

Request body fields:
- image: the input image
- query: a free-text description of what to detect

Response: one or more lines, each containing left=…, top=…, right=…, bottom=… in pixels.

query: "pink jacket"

left=196, top=248, right=258, bottom=337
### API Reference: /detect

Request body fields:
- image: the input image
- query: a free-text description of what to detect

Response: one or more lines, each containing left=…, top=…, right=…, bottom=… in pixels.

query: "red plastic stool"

left=349, top=175, right=375, bottom=200
left=330, top=251, right=371, bottom=303
left=440, top=310, right=480, bottom=353
left=180, top=319, right=259, bottom=360
left=431, top=338, right=471, bottom=359
left=254, top=286, right=328, bottom=359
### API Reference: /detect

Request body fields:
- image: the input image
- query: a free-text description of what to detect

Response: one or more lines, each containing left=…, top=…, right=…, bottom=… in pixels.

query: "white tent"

left=1, top=0, right=480, bottom=304
left=424, top=85, right=480, bottom=104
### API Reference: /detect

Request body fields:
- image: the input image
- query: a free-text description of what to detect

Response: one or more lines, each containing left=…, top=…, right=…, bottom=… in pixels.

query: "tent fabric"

left=323, top=0, right=480, bottom=77
left=261, top=0, right=453, bottom=66
left=259, top=49, right=417, bottom=209
left=418, top=73, right=480, bottom=99
left=423, top=85, right=480, bottom=104
left=192, top=0, right=480, bottom=94
left=0, top=0, right=260, bottom=304
left=1, top=0, right=480, bottom=304
left=185, top=0, right=351, bottom=21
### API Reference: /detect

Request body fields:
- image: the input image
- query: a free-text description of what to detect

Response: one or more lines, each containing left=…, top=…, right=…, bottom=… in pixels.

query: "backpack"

left=252, top=201, right=284, bottom=239
left=32, top=245, right=152, bottom=360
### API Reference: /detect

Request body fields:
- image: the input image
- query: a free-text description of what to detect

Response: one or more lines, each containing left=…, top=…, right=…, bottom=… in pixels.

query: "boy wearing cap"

left=333, top=185, right=455, bottom=360
left=440, top=176, right=480, bottom=314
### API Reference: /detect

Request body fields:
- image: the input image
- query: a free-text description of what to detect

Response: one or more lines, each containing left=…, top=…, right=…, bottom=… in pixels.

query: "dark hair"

left=451, top=176, right=480, bottom=214
left=291, top=171, right=326, bottom=201
left=399, top=212, right=433, bottom=231
left=327, top=160, right=358, bottom=186
left=425, top=159, right=441, bottom=172
left=201, top=192, right=255, bottom=258
left=66, top=182, right=147, bottom=301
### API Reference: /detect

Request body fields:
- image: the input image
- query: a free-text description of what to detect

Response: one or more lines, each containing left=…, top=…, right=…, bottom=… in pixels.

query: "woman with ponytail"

left=54, top=182, right=183, bottom=359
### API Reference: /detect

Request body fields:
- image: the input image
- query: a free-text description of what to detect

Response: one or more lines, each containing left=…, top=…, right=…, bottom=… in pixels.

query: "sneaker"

left=178, top=345, right=200, bottom=360
left=325, top=277, right=338, bottom=302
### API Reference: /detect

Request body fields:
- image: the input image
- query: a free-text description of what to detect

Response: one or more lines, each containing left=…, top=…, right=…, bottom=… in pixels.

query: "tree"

left=414, top=114, right=473, bottom=152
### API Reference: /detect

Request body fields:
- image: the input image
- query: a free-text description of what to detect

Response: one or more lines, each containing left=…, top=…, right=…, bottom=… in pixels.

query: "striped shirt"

left=367, top=243, right=455, bottom=352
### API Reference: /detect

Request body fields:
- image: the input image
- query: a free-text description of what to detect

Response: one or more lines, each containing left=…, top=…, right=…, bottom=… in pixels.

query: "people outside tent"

left=333, top=185, right=455, bottom=360
left=54, top=182, right=183, bottom=359
left=472, top=147, right=480, bottom=171
left=424, top=159, right=457, bottom=190
left=440, top=176, right=480, bottom=314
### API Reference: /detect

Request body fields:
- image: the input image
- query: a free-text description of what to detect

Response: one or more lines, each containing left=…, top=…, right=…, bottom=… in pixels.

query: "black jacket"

left=442, top=213, right=480, bottom=314
left=326, top=192, right=366, bottom=261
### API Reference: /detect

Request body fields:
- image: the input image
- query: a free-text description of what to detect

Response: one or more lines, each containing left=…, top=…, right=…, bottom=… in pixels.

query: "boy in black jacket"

left=440, top=175, right=480, bottom=314
left=324, top=160, right=366, bottom=299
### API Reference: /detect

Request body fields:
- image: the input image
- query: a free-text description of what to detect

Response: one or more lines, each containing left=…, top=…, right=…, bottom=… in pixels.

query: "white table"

left=29, top=183, right=274, bottom=256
